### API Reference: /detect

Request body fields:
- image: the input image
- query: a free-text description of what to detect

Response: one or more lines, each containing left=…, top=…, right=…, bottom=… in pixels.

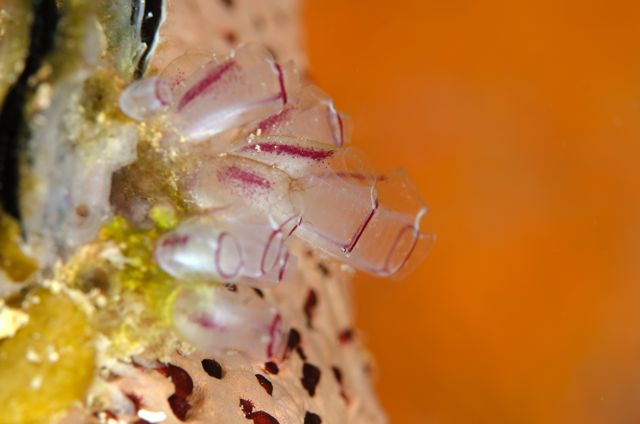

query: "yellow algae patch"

left=0, top=212, right=38, bottom=282
left=93, top=216, right=179, bottom=358
left=0, top=290, right=95, bottom=424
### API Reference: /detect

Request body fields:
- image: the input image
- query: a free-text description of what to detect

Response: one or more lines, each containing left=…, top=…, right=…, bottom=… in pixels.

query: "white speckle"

left=46, top=344, right=60, bottom=362
left=30, top=375, right=42, bottom=390
left=138, top=409, right=167, bottom=423
left=0, top=303, right=29, bottom=339
left=26, top=348, right=41, bottom=363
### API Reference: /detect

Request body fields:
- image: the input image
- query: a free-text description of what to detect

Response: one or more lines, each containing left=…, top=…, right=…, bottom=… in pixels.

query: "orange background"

left=306, top=1, right=640, bottom=423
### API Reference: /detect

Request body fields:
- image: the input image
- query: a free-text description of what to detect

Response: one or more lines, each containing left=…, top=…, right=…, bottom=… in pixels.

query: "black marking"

left=0, top=0, right=59, bottom=219
left=264, top=361, right=279, bottom=375
left=304, top=411, right=322, bottom=424
left=301, top=363, right=321, bottom=396
left=201, top=358, right=223, bottom=379
left=134, top=0, right=163, bottom=78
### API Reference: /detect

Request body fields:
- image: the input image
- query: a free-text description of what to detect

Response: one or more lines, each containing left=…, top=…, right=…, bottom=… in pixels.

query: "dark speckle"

left=250, top=411, right=280, bottom=424
left=220, top=0, right=234, bottom=8
left=304, top=411, right=322, bottom=424
left=125, top=392, right=142, bottom=412
left=240, top=399, right=280, bottom=424
left=255, top=374, right=273, bottom=395
left=168, top=394, right=190, bottom=421
left=223, top=30, right=237, bottom=45
left=240, top=398, right=255, bottom=417
left=301, top=363, right=321, bottom=396
left=165, top=364, right=193, bottom=397
left=331, top=366, right=350, bottom=404
left=225, top=283, right=238, bottom=292
left=317, top=262, right=330, bottom=277
left=331, top=366, right=343, bottom=384
left=264, top=361, right=279, bottom=375
left=303, top=289, right=318, bottom=328
left=338, top=328, right=354, bottom=344
left=159, top=364, right=193, bottom=421
left=75, top=204, right=89, bottom=217
left=296, top=346, right=308, bottom=361
left=201, top=358, right=224, bottom=379
left=253, top=288, right=265, bottom=298
left=287, top=328, right=301, bottom=351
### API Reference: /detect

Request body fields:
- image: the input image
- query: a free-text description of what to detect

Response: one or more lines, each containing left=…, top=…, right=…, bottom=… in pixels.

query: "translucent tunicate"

left=172, top=285, right=288, bottom=362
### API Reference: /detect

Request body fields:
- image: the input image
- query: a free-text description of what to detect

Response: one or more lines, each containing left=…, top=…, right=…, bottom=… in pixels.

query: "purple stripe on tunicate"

left=275, top=63, right=287, bottom=105
left=277, top=251, right=290, bottom=282
left=344, top=198, right=379, bottom=253
left=261, top=229, right=285, bottom=275
left=251, top=107, right=291, bottom=135
left=242, top=142, right=334, bottom=161
left=190, top=314, right=227, bottom=331
left=306, top=197, right=379, bottom=253
left=266, top=313, right=282, bottom=358
left=154, top=78, right=171, bottom=106
left=217, top=165, right=273, bottom=189
left=161, top=234, right=190, bottom=248
left=177, top=60, right=236, bottom=110
left=215, top=232, right=243, bottom=280
left=281, top=214, right=302, bottom=237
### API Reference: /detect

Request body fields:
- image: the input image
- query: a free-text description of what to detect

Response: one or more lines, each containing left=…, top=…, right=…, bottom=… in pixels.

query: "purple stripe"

left=177, top=60, right=236, bottom=110
left=216, top=165, right=273, bottom=189
left=243, top=142, right=334, bottom=161
left=344, top=198, right=379, bottom=253
left=251, top=107, right=291, bottom=135
left=275, top=63, right=287, bottom=105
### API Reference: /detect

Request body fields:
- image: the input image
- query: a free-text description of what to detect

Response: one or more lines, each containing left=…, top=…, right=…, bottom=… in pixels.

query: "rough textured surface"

left=149, top=0, right=307, bottom=74
left=81, top=252, right=386, bottom=423
left=0, top=1, right=388, bottom=423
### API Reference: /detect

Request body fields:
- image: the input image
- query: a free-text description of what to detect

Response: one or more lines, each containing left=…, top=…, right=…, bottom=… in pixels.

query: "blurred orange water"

left=306, top=1, right=640, bottom=422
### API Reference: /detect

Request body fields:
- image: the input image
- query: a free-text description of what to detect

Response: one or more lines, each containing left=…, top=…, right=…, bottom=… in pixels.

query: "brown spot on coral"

left=223, top=30, right=238, bottom=45
left=287, top=328, right=301, bottom=351
left=202, top=358, right=224, bottom=379
left=253, top=288, right=265, bottom=298
left=304, top=411, right=322, bottom=424
left=158, top=363, right=193, bottom=421
left=301, top=363, right=321, bottom=396
left=125, top=392, right=143, bottom=412
left=338, top=328, right=354, bottom=344
left=264, top=361, right=279, bottom=375
left=331, top=366, right=343, bottom=384
left=317, top=262, right=330, bottom=277
left=250, top=411, right=280, bottom=424
left=255, top=374, right=273, bottom=395
left=296, top=346, right=307, bottom=361
left=165, top=363, right=194, bottom=397
left=240, top=399, right=281, bottom=424
left=240, top=398, right=255, bottom=417
left=303, top=289, right=318, bottom=328
left=168, top=393, right=190, bottom=421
